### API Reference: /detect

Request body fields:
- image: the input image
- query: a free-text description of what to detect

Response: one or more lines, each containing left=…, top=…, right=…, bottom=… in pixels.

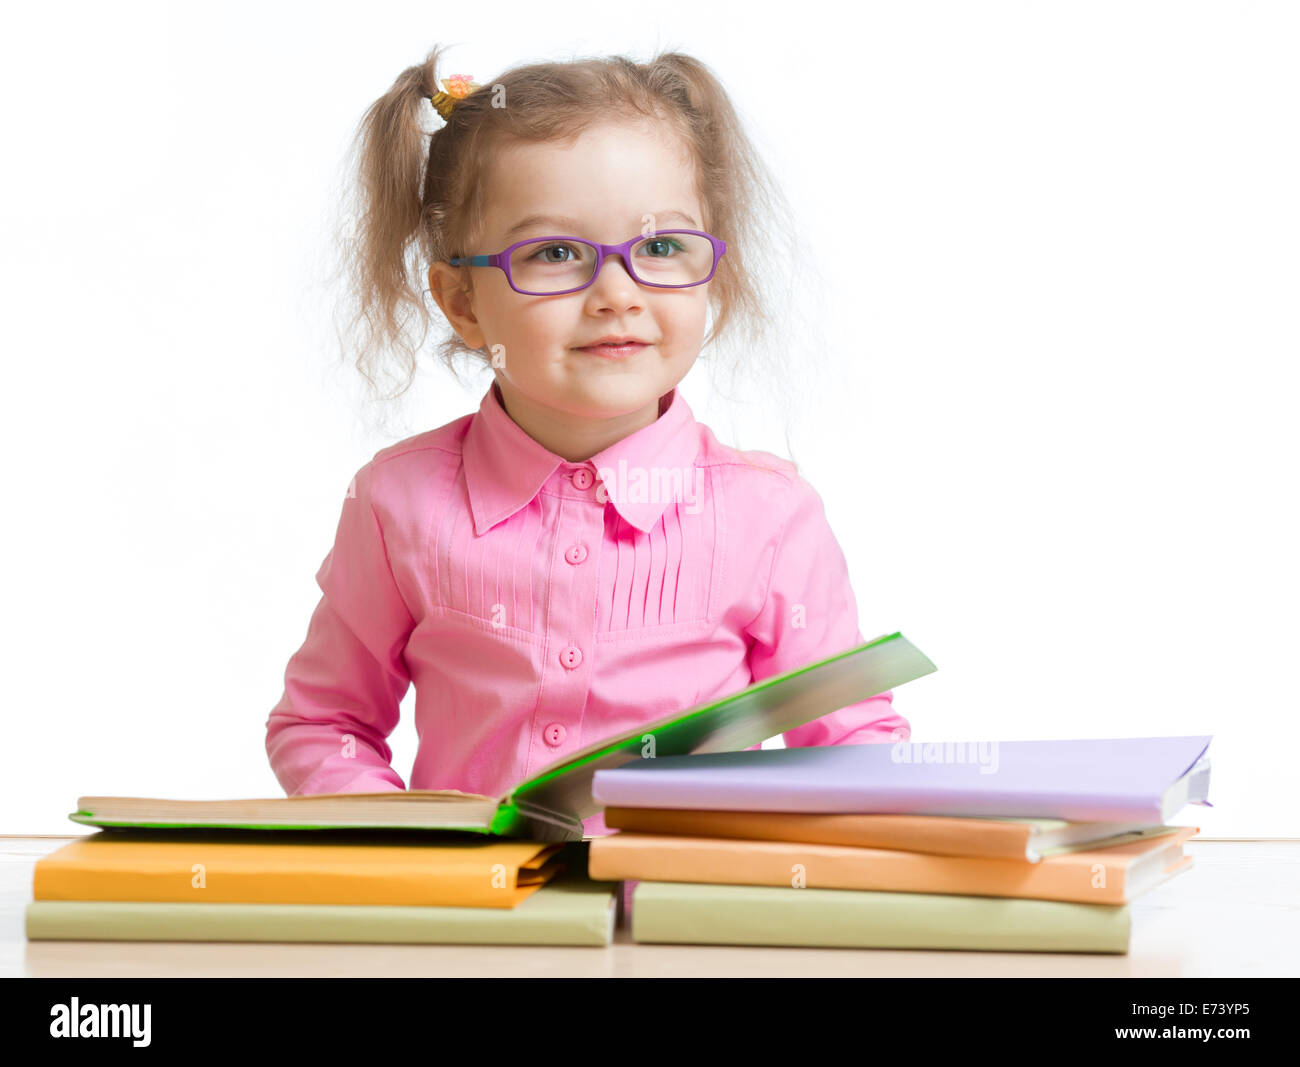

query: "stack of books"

left=27, top=831, right=623, bottom=946
left=28, top=632, right=939, bottom=948
left=588, top=735, right=1212, bottom=954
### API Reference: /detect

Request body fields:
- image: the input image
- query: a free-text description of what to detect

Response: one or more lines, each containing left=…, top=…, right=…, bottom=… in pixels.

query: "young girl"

left=265, top=45, right=910, bottom=838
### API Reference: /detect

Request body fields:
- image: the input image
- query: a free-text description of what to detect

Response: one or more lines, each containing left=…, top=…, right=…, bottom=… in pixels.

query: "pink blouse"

left=265, top=380, right=910, bottom=836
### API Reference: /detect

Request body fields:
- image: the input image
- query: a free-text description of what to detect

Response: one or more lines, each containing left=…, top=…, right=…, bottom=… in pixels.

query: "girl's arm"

left=264, top=460, right=415, bottom=794
left=744, top=473, right=911, bottom=748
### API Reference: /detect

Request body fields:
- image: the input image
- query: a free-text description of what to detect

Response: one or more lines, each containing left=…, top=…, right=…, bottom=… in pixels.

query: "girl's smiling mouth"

left=574, top=338, right=651, bottom=358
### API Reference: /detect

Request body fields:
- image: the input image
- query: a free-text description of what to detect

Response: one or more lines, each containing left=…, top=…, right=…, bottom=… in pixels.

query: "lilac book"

left=591, top=736, right=1213, bottom=824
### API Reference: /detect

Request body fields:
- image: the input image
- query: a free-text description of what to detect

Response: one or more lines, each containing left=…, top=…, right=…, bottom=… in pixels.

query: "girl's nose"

left=585, top=254, right=643, bottom=305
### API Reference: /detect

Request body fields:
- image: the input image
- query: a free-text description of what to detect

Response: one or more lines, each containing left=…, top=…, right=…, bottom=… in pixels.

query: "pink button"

left=559, top=646, right=583, bottom=669
left=571, top=467, right=594, bottom=490
left=544, top=722, right=567, bottom=747
left=564, top=543, right=588, bottom=564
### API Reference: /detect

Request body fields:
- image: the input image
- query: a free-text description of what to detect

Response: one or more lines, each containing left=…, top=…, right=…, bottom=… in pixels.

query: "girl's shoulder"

left=691, top=423, right=820, bottom=532
left=694, top=421, right=800, bottom=484
left=342, top=413, right=474, bottom=509
left=370, top=412, right=474, bottom=469
left=694, top=424, right=837, bottom=532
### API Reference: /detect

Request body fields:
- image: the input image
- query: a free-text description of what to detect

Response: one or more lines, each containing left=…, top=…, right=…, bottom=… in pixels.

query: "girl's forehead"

left=479, top=123, right=702, bottom=238
left=498, top=116, right=691, bottom=163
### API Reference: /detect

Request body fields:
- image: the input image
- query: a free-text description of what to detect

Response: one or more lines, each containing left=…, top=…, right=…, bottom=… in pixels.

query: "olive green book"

left=631, top=882, right=1133, bottom=953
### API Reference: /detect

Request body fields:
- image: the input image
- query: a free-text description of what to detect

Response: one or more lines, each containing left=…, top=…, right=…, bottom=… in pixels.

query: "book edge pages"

left=70, top=793, right=501, bottom=831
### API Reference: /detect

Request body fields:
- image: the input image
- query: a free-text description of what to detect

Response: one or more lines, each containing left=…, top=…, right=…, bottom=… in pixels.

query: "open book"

left=70, top=632, right=936, bottom=842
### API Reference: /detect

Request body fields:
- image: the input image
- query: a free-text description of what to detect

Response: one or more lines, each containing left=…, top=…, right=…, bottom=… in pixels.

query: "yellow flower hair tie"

left=429, top=74, right=480, bottom=121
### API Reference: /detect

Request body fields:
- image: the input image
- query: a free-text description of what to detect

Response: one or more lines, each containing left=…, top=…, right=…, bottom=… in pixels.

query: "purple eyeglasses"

left=448, top=229, right=726, bottom=296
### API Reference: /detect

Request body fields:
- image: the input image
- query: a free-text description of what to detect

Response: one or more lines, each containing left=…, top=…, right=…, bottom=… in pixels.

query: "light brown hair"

left=327, top=44, right=822, bottom=449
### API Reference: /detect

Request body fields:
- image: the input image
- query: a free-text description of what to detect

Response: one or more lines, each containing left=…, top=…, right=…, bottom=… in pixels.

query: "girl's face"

left=430, top=119, right=710, bottom=458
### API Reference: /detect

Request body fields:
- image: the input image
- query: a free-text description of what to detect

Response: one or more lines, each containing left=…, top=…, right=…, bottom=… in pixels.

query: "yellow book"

left=32, top=830, right=563, bottom=908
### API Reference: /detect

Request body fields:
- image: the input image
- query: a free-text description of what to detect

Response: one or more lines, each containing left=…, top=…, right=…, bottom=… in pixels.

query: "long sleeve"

left=744, top=473, right=911, bottom=748
left=265, top=460, right=415, bottom=794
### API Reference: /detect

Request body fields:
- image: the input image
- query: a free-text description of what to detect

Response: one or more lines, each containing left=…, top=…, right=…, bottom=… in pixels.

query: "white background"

left=2, top=1, right=1295, bottom=836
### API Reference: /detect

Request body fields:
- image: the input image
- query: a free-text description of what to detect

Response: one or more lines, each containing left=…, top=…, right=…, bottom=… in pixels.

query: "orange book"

left=603, top=807, right=1168, bottom=861
left=33, top=830, right=564, bottom=908
left=588, top=826, right=1198, bottom=905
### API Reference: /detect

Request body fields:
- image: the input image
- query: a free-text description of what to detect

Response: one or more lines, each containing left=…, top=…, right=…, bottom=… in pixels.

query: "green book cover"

left=70, top=631, right=936, bottom=842
left=631, top=881, right=1132, bottom=954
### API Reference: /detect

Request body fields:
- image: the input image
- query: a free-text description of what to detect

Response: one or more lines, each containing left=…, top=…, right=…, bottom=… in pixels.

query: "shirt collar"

left=463, top=380, right=700, bottom=536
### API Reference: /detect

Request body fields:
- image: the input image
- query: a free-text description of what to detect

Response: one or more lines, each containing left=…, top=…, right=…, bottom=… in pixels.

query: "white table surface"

left=4, top=836, right=1297, bottom=977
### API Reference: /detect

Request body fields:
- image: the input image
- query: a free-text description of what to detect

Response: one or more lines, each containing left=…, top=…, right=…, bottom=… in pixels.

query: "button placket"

left=524, top=472, right=602, bottom=774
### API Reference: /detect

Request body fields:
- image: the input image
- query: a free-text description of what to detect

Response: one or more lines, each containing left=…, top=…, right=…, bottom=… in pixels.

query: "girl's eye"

left=640, top=237, right=684, bottom=257
left=530, top=242, right=583, bottom=263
